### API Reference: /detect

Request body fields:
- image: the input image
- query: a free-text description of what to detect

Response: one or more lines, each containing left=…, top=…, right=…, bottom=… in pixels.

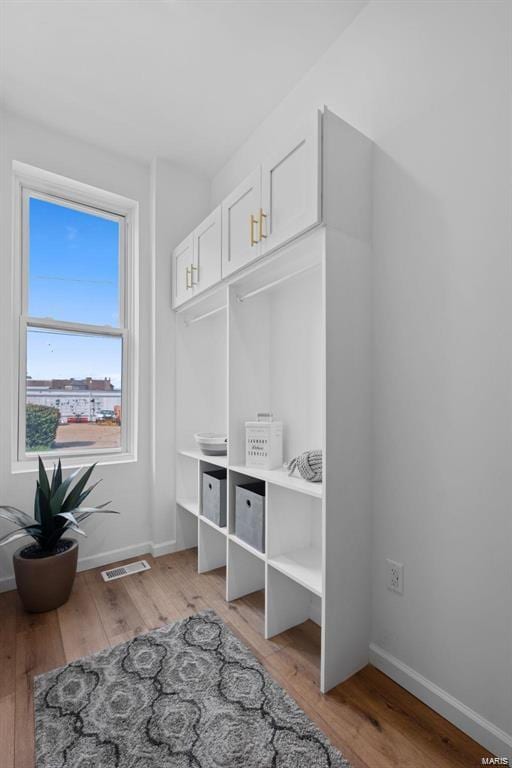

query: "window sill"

left=11, top=452, right=137, bottom=474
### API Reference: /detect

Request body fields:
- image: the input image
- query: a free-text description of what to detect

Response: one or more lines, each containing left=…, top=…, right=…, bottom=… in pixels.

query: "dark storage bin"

left=235, top=481, right=265, bottom=552
left=202, top=469, right=227, bottom=527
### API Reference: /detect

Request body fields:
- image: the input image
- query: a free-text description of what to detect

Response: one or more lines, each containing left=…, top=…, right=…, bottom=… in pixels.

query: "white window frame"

left=12, top=161, right=139, bottom=469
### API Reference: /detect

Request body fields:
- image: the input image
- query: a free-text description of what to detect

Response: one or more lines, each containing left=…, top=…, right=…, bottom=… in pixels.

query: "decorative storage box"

left=202, top=469, right=227, bottom=528
left=245, top=414, right=283, bottom=470
left=235, top=481, right=265, bottom=552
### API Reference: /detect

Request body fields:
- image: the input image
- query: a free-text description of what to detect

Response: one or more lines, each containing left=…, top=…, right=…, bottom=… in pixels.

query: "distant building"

left=26, top=377, right=120, bottom=423
left=26, top=377, right=114, bottom=392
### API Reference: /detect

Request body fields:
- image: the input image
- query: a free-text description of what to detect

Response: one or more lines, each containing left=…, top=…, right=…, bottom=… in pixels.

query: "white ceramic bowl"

left=194, top=432, right=228, bottom=456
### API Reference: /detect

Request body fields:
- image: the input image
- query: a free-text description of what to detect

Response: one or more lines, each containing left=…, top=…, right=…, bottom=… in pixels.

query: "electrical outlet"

left=386, top=559, right=404, bottom=594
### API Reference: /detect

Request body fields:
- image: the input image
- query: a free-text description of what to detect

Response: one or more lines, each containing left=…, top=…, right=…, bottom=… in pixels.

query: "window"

left=14, top=163, right=138, bottom=463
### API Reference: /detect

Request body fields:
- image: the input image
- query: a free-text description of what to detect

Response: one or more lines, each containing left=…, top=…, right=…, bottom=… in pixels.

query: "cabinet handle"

left=258, top=208, right=267, bottom=241
left=185, top=266, right=192, bottom=290
left=191, top=264, right=199, bottom=284
left=249, top=214, right=258, bottom=247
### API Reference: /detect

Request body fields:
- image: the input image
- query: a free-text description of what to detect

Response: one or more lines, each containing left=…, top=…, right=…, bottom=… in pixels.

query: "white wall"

left=149, top=158, right=210, bottom=549
left=0, top=109, right=151, bottom=586
left=0, top=113, right=209, bottom=585
left=0, top=111, right=153, bottom=584
left=211, top=0, right=512, bottom=754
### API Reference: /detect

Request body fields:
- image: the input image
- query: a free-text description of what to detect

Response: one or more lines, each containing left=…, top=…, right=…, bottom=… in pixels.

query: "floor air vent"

left=101, top=560, right=150, bottom=582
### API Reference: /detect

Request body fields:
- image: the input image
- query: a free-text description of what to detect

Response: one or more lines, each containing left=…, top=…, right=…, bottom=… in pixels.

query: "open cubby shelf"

left=178, top=449, right=227, bottom=468
left=174, top=112, right=372, bottom=692
left=200, top=513, right=227, bottom=535
left=176, top=498, right=199, bottom=516
left=180, top=451, right=322, bottom=498
left=228, top=533, right=266, bottom=561
left=229, top=463, right=322, bottom=498
left=268, top=547, right=322, bottom=597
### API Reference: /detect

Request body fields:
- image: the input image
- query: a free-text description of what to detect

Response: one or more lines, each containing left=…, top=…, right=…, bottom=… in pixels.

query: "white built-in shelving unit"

left=173, top=107, right=372, bottom=692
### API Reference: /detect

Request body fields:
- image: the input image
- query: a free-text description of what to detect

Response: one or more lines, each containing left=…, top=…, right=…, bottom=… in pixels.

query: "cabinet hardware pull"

left=191, top=264, right=199, bottom=284
left=250, top=214, right=258, bottom=247
left=259, top=208, right=267, bottom=240
left=186, top=266, right=192, bottom=290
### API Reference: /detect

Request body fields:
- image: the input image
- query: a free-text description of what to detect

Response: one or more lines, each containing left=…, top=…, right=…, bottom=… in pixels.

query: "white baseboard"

left=150, top=539, right=180, bottom=557
left=369, top=642, right=512, bottom=760
left=0, top=539, right=179, bottom=594
left=76, top=541, right=154, bottom=573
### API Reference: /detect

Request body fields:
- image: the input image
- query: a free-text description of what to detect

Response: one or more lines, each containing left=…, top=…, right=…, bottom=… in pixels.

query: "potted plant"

left=0, top=458, right=118, bottom=612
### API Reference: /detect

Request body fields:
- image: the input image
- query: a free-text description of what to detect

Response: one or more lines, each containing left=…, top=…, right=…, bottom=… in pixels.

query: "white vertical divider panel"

left=321, top=228, right=372, bottom=693
left=197, top=457, right=207, bottom=571
left=225, top=282, right=232, bottom=601
left=226, top=469, right=266, bottom=600
left=175, top=505, right=199, bottom=551
left=176, top=288, right=229, bottom=569
left=265, top=565, right=313, bottom=639
left=175, top=453, right=199, bottom=551
left=198, top=519, right=226, bottom=573
left=198, top=443, right=228, bottom=573
left=227, top=539, right=265, bottom=601
left=176, top=453, right=199, bottom=508
left=226, top=279, right=270, bottom=597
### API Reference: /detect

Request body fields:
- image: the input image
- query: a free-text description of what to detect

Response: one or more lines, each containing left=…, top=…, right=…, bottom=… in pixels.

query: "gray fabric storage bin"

left=235, top=481, right=265, bottom=552
left=202, top=469, right=227, bottom=527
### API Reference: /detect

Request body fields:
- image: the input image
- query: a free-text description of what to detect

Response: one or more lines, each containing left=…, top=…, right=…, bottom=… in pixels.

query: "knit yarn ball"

left=287, top=450, right=322, bottom=482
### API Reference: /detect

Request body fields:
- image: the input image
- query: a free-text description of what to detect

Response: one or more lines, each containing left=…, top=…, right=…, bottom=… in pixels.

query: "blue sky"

left=27, top=197, right=122, bottom=388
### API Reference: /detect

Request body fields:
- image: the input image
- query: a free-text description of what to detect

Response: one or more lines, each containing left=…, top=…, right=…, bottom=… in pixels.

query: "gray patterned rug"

left=34, top=609, right=350, bottom=767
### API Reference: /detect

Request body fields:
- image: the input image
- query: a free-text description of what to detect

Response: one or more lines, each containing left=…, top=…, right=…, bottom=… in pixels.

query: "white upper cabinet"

left=193, top=206, right=222, bottom=294
left=261, top=111, right=321, bottom=255
left=172, top=234, right=194, bottom=308
left=174, top=109, right=330, bottom=304
left=221, top=168, right=261, bottom=278
left=172, top=209, right=222, bottom=308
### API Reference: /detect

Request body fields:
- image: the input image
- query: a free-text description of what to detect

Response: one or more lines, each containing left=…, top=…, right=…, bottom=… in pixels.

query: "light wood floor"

left=0, top=547, right=490, bottom=768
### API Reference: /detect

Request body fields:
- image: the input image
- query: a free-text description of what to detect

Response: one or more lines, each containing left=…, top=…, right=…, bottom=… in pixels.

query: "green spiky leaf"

left=50, top=459, right=62, bottom=496
left=65, top=480, right=102, bottom=512
left=74, top=506, right=119, bottom=523
left=0, top=506, right=36, bottom=527
left=0, top=526, right=40, bottom=546
left=60, top=464, right=97, bottom=514
left=49, top=467, right=80, bottom=516
left=1, top=457, right=119, bottom=554
left=65, top=522, right=87, bottom=537
left=38, top=456, right=51, bottom=501
left=37, top=484, right=53, bottom=530
left=34, top=488, right=41, bottom=524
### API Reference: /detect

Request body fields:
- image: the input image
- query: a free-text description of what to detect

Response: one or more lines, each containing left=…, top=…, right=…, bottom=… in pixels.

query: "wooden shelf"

left=178, top=449, right=227, bottom=468
left=200, top=515, right=227, bottom=535
left=229, top=464, right=322, bottom=498
left=176, top=498, right=199, bottom=516
left=268, top=546, right=322, bottom=596
left=229, top=534, right=265, bottom=561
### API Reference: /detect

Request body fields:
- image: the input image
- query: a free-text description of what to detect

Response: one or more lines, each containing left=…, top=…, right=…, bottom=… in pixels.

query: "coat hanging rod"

left=184, top=304, right=227, bottom=326
left=236, top=263, right=319, bottom=303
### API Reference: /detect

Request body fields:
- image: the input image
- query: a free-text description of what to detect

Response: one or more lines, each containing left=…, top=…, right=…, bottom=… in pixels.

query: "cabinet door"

left=193, top=206, right=221, bottom=295
left=172, top=234, right=194, bottom=308
left=221, top=168, right=261, bottom=277
left=261, top=112, right=321, bottom=255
